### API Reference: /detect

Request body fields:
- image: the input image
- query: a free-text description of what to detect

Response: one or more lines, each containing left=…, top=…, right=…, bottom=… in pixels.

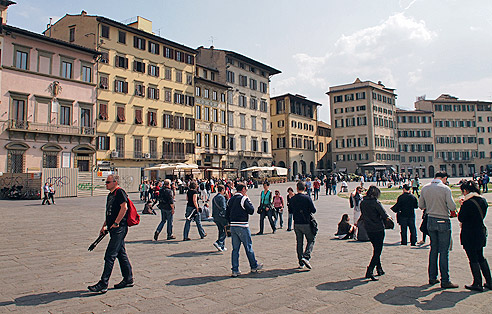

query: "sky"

left=7, top=0, right=492, bottom=123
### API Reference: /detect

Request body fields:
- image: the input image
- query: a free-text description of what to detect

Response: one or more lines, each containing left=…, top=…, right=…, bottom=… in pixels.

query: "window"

left=163, top=113, right=172, bottom=128
left=114, top=79, right=128, bottom=93
left=251, top=116, right=257, bottom=131
left=69, top=27, right=75, bottom=42
left=260, top=82, right=267, bottom=93
left=100, top=51, right=109, bottom=64
left=250, top=98, right=258, bottom=110
left=229, top=136, right=235, bottom=151
left=148, top=111, right=157, bottom=127
left=213, top=91, right=217, bottom=101
left=187, top=73, right=193, bottom=85
left=239, top=94, right=246, bottom=107
left=164, top=89, right=172, bottom=102
left=148, top=41, right=159, bottom=54
left=175, top=51, right=184, bottom=62
left=213, top=109, right=218, bottom=122
left=213, top=135, right=218, bottom=148
left=196, top=133, right=202, bottom=147
left=173, top=92, right=184, bottom=104
left=81, top=65, right=92, bottom=82
left=148, top=64, right=159, bottom=77
left=204, top=107, right=210, bottom=121
left=116, top=136, right=125, bottom=157
left=117, top=30, right=126, bottom=44
left=220, top=110, right=226, bottom=124
left=185, top=54, right=194, bottom=65
left=196, top=106, right=202, bottom=120
left=240, top=114, right=246, bottom=128
left=80, top=107, right=91, bottom=128
left=204, top=134, right=210, bottom=147
left=221, top=93, right=226, bottom=102
left=12, top=99, right=26, bottom=121
left=59, top=105, right=71, bottom=125
left=277, top=120, right=285, bottom=127
left=133, top=36, right=146, bottom=50
left=37, top=51, right=52, bottom=74
left=134, top=82, right=145, bottom=97
left=165, top=67, right=172, bottom=80
left=164, top=47, right=174, bottom=59
left=175, top=71, right=182, bottom=83
left=228, top=111, right=234, bottom=127
left=99, top=103, right=108, bottom=120
left=262, top=118, right=267, bottom=132
left=147, top=86, right=159, bottom=100
left=251, top=137, right=258, bottom=151
left=249, top=78, right=257, bottom=90
left=115, top=55, right=128, bottom=69
left=133, top=60, right=145, bottom=73
left=334, top=95, right=343, bottom=103
left=134, top=108, right=143, bottom=124
left=226, top=70, right=235, bottom=83
left=204, top=89, right=209, bottom=99
left=185, top=95, right=194, bottom=106
left=260, top=100, right=268, bottom=112
left=61, top=60, right=73, bottom=79
left=101, top=25, right=109, bottom=38
left=356, top=92, right=365, bottom=100
left=97, top=136, right=110, bottom=150
left=262, top=139, right=268, bottom=153
left=116, top=106, right=125, bottom=122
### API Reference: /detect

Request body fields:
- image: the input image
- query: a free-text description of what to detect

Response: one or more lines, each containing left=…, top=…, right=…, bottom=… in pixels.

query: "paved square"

left=1, top=180, right=492, bottom=313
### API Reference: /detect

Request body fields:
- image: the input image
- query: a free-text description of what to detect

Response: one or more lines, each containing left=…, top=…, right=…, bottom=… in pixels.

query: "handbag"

left=384, top=216, right=395, bottom=229
left=420, top=214, right=428, bottom=235
left=300, top=208, right=318, bottom=235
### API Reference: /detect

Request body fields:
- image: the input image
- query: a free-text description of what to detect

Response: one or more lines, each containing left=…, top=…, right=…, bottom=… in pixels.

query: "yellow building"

left=194, top=64, right=230, bottom=177
left=46, top=12, right=196, bottom=170
left=270, top=94, right=321, bottom=178
left=316, top=121, right=332, bottom=175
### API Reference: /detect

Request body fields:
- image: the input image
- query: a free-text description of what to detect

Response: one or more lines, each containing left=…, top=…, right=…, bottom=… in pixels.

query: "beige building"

left=316, top=121, right=332, bottom=174
left=327, top=78, right=398, bottom=174
left=194, top=63, right=229, bottom=176
left=196, top=47, right=280, bottom=172
left=396, top=109, right=434, bottom=177
left=270, top=94, right=321, bottom=178
left=46, top=12, right=196, bottom=171
left=415, top=94, right=492, bottom=176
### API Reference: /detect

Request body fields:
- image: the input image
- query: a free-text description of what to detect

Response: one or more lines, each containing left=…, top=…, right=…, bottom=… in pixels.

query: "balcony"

left=7, top=120, right=94, bottom=137
left=200, top=147, right=227, bottom=155
left=238, top=151, right=264, bottom=158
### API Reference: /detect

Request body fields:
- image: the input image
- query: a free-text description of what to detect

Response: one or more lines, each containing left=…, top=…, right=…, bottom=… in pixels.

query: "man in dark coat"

left=391, top=184, right=418, bottom=246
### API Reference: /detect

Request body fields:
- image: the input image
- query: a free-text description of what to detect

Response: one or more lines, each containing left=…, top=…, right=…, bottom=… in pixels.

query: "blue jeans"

left=399, top=216, right=417, bottom=245
left=101, top=226, right=133, bottom=286
left=313, top=189, right=319, bottom=200
left=214, top=217, right=228, bottom=249
left=156, top=209, right=173, bottom=237
left=332, top=185, right=337, bottom=195
left=231, top=226, right=259, bottom=272
left=274, top=208, right=283, bottom=228
left=183, top=206, right=206, bottom=238
left=288, top=213, right=293, bottom=230
left=427, top=216, right=451, bottom=282
left=306, top=188, right=312, bottom=198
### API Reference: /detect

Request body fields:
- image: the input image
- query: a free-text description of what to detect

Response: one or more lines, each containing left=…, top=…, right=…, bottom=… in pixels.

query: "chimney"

left=81, top=10, right=87, bottom=16
left=0, top=0, right=16, bottom=25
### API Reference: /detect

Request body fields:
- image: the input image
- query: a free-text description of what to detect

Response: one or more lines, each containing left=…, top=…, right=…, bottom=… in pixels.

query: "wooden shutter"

left=147, top=112, right=151, bottom=126
left=133, top=60, right=137, bottom=71
left=155, top=66, right=159, bottom=77
left=99, top=103, right=108, bottom=120
left=169, top=115, right=174, bottom=129
left=133, top=36, right=138, bottom=48
left=123, top=82, right=128, bottom=94
left=147, top=87, right=151, bottom=99
left=114, top=55, right=119, bottom=67
left=155, top=88, right=159, bottom=100
left=117, top=107, right=125, bottom=122
left=124, top=57, right=128, bottom=69
left=141, top=38, right=146, bottom=50
left=148, top=64, right=151, bottom=74
left=142, top=63, right=145, bottom=73
left=135, top=109, right=142, bottom=124
left=191, top=118, right=195, bottom=131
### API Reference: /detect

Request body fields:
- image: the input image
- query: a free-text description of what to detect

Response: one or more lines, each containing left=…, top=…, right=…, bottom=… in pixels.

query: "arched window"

left=5, top=142, right=29, bottom=173
left=41, top=143, right=62, bottom=168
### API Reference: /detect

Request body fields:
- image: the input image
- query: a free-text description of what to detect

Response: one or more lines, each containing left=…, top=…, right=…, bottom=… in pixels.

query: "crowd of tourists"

left=86, top=171, right=490, bottom=296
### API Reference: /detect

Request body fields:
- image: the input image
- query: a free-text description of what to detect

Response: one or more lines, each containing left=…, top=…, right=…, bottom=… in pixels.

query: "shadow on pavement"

left=0, top=290, right=97, bottom=306
left=316, top=278, right=369, bottom=291
left=167, top=268, right=301, bottom=286
left=126, top=239, right=179, bottom=245
left=168, top=250, right=223, bottom=258
left=374, top=285, right=473, bottom=310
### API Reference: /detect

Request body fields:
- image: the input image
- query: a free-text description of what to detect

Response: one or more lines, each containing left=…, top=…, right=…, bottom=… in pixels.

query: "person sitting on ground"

left=335, top=214, right=355, bottom=239
left=340, top=180, right=348, bottom=193
left=142, top=200, right=156, bottom=215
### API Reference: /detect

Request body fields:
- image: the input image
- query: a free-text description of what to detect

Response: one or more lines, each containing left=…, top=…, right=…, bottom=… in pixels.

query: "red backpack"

left=116, top=187, right=140, bottom=226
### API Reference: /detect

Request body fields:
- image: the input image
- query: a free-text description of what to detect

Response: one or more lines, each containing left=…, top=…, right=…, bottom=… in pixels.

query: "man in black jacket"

left=154, top=179, right=176, bottom=241
left=290, top=181, right=317, bottom=270
left=226, top=183, right=263, bottom=277
left=391, top=184, right=418, bottom=246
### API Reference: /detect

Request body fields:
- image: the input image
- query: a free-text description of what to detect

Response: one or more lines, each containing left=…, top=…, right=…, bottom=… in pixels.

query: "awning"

left=241, top=166, right=288, bottom=176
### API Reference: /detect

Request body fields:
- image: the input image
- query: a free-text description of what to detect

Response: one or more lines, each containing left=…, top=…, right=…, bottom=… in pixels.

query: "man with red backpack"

left=88, top=175, right=134, bottom=293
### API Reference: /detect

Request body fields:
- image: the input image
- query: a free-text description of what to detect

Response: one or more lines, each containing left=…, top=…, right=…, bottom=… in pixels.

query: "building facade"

left=46, top=13, right=196, bottom=169
left=327, top=78, right=398, bottom=174
left=194, top=63, right=229, bottom=176
left=0, top=21, right=98, bottom=173
left=396, top=109, right=434, bottom=177
left=270, top=94, right=321, bottom=178
left=196, top=47, right=280, bottom=171
left=316, top=121, right=332, bottom=175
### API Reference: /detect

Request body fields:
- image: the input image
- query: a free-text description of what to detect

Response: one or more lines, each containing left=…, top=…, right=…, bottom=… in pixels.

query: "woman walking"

left=273, top=190, right=284, bottom=229
left=183, top=181, right=206, bottom=241
left=360, top=185, right=390, bottom=281
left=458, top=180, right=491, bottom=292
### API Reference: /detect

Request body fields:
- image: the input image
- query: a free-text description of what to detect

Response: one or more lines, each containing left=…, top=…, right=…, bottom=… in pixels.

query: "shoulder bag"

left=470, top=198, right=488, bottom=238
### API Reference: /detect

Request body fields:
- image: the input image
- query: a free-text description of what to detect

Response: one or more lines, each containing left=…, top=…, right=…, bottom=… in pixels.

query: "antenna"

left=209, top=36, right=215, bottom=46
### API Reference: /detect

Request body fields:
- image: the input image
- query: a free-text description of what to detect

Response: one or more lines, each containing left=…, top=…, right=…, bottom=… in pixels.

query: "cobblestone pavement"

left=1, top=179, right=492, bottom=313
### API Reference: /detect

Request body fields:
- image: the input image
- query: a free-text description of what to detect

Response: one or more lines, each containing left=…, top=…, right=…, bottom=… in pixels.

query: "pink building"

left=0, top=21, right=99, bottom=173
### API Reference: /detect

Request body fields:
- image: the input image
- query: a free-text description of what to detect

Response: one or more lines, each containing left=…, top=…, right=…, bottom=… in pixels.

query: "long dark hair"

left=460, top=180, right=480, bottom=194
left=340, top=214, right=349, bottom=224
left=365, top=185, right=381, bottom=199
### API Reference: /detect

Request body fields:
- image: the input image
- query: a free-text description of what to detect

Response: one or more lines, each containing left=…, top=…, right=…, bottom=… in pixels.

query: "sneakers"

left=222, top=247, right=228, bottom=252
left=251, top=263, right=264, bottom=273
left=114, top=279, right=134, bottom=289
left=231, top=271, right=241, bottom=277
left=153, top=231, right=160, bottom=241
left=167, top=235, right=176, bottom=240
left=301, top=258, right=312, bottom=270
left=213, top=242, right=223, bottom=252
left=441, top=281, right=459, bottom=289
left=88, top=281, right=108, bottom=293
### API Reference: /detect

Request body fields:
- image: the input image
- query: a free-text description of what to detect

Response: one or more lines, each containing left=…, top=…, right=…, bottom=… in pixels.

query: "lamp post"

left=300, top=153, right=304, bottom=175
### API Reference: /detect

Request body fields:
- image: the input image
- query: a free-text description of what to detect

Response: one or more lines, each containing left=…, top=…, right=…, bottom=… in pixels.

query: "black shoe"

left=200, top=233, right=207, bottom=239
left=465, top=284, right=484, bottom=292
left=183, top=238, right=191, bottom=241
left=153, top=231, right=160, bottom=241
left=256, top=232, right=263, bottom=235
left=286, top=229, right=292, bottom=231
left=428, top=279, right=440, bottom=285
left=114, top=279, right=134, bottom=289
left=365, top=267, right=378, bottom=281
left=441, top=281, right=459, bottom=289
left=167, top=235, right=176, bottom=240
left=88, top=282, right=108, bottom=293
left=376, top=266, right=385, bottom=276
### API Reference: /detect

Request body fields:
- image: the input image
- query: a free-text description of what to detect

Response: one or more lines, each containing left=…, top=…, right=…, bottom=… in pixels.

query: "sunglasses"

left=105, top=181, right=114, bottom=184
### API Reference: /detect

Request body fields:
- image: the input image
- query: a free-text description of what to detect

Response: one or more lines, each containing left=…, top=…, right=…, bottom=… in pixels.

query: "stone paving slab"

left=0, top=179, right=492, bottom=313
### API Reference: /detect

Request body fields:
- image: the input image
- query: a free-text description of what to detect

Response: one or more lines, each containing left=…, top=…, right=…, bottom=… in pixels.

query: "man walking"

left=212, top=185, right=228, bottom=252
left=419, top=171, right=458, bottom=288
left=42, top=182, right=51, bottom=205
left=391, top=184, right=418, bottom=246
left=290, top=181, right=317, bottom=270
left=88, top=175, right=133, bottom=293
left=226, top=183, right=263, bottom=277
left=154, top=179, right=176, bottom=241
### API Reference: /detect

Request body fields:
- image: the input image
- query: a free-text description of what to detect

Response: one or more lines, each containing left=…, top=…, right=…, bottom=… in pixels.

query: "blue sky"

left=8, top=0, right=492, bottom=122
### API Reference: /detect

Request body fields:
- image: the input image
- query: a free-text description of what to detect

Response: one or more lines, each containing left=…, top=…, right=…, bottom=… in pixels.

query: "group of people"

left=41, top=182, right=55, bottom=205
left=337, top=171, right=490, bottom=292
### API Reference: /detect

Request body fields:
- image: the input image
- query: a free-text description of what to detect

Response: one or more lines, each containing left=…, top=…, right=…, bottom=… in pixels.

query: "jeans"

left=367, top=230, right=385, bottom=270
left=231, top=226, right=259, bottom=272
left=427, top=216, right=451, bottom=282
left=274, top=208, right=283, bottom=228
left=214, top=217, right=228, bottom=249
left=183, top=206, right=206, bottom=238
left=259, top=208, right=276, bottom=233
left=313, top=189, right=319, bottom=200
left=42, top=192, right=51, bottom=205
left=156, top=209, right=173, bottom=237
left=101, top=226, right=133, bottom=286
left=326, top=185, right=331, bottom=195
left=399, top=216, right=417, bottom=245
left=294, top=224, right=316, bottom=265
left=332, top=185, right=337, bottom=195
left=287, top=213, right=293, bottom=230
left=306, top=188, right=312, bottom=198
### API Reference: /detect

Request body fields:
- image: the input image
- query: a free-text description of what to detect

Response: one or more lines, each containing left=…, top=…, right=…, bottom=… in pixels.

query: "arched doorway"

left=301, top=161, right=306, bottom=175
left=451, top=164, right=457, bottom=177
left=278, top=161, right=286, bottom=168
left=293, top=161, right=298, bottom=177
left=310, top=162, right=314, bottom=175
left=72, top=144, right=95, bottom=172
left=459, top=164, right=464, bottom=176
left=240, top=161, right=247, bottom=170
left=429, top=166, right=435, bottom=177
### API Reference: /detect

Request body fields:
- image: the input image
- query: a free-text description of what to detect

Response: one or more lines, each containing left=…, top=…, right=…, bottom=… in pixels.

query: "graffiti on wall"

left=45, top=176, right=70, bottom=187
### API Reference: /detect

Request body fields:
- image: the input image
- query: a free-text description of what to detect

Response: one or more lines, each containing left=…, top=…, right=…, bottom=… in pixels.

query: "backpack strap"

left=470, top=198, right=485, bottom=220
